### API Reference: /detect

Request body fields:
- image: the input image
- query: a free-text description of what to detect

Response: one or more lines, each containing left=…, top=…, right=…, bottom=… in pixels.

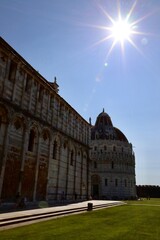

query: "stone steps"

left=0, top=201, right=125, bottom=229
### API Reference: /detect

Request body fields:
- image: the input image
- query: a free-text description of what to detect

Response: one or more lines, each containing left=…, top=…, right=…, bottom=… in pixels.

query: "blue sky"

left=0, top=0, right=160, bottom=185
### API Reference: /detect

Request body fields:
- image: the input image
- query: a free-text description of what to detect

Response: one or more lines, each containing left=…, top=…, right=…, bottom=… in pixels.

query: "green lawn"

left=0, top=199, right=160, bottom=240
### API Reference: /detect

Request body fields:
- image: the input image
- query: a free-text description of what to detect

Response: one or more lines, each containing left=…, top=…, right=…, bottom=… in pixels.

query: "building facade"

left=0, top=37, right=90, bottom=202
left=0, top=37, right=136, bottom=202
left=90, top=110, right=136, bottom=200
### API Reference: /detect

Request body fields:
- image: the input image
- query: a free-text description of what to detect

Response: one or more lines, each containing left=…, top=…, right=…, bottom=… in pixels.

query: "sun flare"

left=91, top=0, right=149, bottom=58
left=110, top=19, right=132, bottom=43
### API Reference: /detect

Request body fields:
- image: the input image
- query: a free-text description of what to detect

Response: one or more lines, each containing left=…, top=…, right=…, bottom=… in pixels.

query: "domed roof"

left=95, top=109, right=113, bottom=127
left=91, top=109, right=128, bottom=142
left=114, top=127, right=128, bottom=142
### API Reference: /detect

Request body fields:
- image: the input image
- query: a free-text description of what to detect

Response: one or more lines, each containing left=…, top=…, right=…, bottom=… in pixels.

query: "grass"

left=0, top=199, right=160, bottom=240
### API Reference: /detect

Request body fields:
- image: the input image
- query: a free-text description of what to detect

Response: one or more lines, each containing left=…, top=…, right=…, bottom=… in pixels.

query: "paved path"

left=0, top=200, right=125, bottom=230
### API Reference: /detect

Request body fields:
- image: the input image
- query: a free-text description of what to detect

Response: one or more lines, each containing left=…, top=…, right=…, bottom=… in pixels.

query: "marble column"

left=0, top=123, right=10, bottom=198
left=17, top=124, right=28, bottom=193
left=33, top=133, right=41, bottom=201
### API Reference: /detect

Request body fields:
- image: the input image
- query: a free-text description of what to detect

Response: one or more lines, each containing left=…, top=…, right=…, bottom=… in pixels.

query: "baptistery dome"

left=91, top=109, right=128, bottom=142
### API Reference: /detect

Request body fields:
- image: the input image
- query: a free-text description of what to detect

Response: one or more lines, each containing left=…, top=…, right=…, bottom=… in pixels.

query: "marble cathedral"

left=0, top=37, right=136, bottom=202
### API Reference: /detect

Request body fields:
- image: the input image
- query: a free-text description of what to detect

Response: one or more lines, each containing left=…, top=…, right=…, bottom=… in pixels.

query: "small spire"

left=103, top=108, right=105, bottom=113
left=51, top=76, right=59, bottom=93
left=89, top=117, right=92, bottom=125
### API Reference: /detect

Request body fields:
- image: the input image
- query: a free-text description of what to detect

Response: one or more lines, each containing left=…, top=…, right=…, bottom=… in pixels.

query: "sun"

left=110, top=19, right=132, bottom=43
left=91, top=0, right=149, bottom=58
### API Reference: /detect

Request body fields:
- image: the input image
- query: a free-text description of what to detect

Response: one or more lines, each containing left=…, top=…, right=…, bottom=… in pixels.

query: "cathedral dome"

left=91, top=109, right=128, bottom=142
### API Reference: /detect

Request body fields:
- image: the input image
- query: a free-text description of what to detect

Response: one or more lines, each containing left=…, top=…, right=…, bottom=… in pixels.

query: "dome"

left=114, top=127, right=128, bottom=142
left=95, top=109, right=113, bottom=127
left=91, top=109, right=128, bottom=142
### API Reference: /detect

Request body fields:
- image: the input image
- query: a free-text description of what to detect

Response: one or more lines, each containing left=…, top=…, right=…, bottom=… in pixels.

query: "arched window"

left=14, top=120, right=21, bottom=130
left=8, top=60, right=17, bottom=81
left=39, top=85, right=44, bottom=102
left=52, top=140, right=57, bottom=159
left=43, top=132, right=48, bottom=141
left=113, top=146, right=116, bottom=152
left=70, top=150, right=74, bottom=165
left=25, top=74, right=31, bottom=93
left=28, top=129, right=35, bottom=152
